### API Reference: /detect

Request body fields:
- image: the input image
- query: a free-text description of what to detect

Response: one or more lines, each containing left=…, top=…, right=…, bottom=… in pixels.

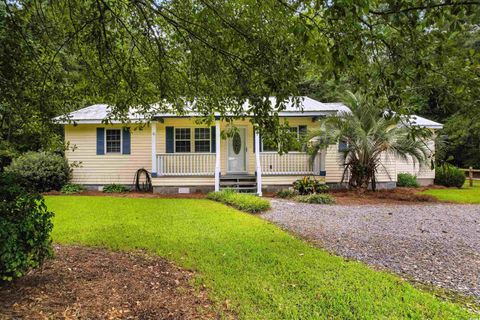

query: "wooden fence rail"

left=459, top=167, right=480, bottom=187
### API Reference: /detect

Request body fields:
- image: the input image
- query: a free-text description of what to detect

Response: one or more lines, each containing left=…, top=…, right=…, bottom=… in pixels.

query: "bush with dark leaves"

left=397, top=173, right=420, bottom=188
left=435, top=164, right=466, bottom=188
left=5, top=151, right=70, bottom=192
left=0, top=173, right=54, bottom=281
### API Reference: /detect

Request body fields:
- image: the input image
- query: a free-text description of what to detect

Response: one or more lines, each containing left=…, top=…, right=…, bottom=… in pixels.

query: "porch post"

left=214, top=120, right=221, bottom=191
left=255, top=131, right=262, bottom=196
left=320, top=149, right=326, bottom=172
left=319, top=148, right=327, bottom=179
left=151, top=121, right=157, bottom=177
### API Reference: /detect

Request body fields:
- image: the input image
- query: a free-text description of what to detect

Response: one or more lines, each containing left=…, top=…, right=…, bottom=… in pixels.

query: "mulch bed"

left=265, top=187, right=439, bottom=205
left=330, top=187, right=438, bottom=205
left=47, top=187, right=437, bottom=204
left=0, top=245, right=219, bottom=319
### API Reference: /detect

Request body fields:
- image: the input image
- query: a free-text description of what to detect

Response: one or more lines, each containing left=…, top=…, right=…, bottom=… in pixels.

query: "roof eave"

left=55, top=119, right=146, bottom=125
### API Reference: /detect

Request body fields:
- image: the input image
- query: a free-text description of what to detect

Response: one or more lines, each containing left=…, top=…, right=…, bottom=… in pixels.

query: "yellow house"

left=57, top=97, right=442, bottom=194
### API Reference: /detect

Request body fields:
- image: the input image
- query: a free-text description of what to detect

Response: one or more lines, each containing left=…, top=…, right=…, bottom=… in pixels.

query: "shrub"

left=103, top=184, right=130, bottom=193
left=276, top=188, right=299, bottom=199
left=293, top=176, right=329, bottom=195
left=207, top=189, right=271, bottom=213
left=293, top=194, right=336, bottom=204
left=5, top=151, right=70, bottom=192
left=61, top=183, right=85, bottom=194
left=435, top=164, right=466, bottom=188
left=397, top=173, right=420, bottom=188
left=0, top=173, right=54, bottom=281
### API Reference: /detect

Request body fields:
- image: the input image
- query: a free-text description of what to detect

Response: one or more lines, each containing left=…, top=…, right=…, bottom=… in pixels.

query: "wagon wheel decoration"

left=232, top=132, right=242, bottom=154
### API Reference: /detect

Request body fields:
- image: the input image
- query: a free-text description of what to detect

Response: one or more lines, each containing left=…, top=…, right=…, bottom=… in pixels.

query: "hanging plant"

left=233, top=132, right=242, bottom=154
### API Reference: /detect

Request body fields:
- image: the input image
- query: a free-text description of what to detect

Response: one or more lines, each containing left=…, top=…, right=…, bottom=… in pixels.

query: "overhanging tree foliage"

left=1, top=0, right=479, bottom=165
left=295, top=1, right=480, bottom=167
left=1, top=0, right=314, bottom=157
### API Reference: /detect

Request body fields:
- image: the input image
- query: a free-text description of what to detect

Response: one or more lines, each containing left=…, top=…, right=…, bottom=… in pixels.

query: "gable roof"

left=54, top=96, right=442, bottom=129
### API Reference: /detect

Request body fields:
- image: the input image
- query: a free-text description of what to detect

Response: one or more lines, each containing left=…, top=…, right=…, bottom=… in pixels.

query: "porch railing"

left=260, top=152, right=317, bottom=175
left=157, top=153, right=215, bottom=176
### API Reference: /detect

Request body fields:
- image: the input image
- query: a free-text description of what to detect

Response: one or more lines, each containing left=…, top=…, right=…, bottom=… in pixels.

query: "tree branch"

left=370, top=1, right=480, bottom=15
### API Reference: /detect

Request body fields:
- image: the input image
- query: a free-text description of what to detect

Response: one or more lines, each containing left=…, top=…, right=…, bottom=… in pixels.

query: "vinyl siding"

left=151, top=176, right=215, bottom=187
left=65, top=117, right=412, bottom=186
left=396, top=140, right=435, bottom=180
left=376, top=152, right=397, bottom=182
left=325, top=144, right=346, bottom=183
left=263, top=175, right=325, bottom=185
left=324, top=146, right=398, bottom=183
left=65, top=124, right=151, bottom=184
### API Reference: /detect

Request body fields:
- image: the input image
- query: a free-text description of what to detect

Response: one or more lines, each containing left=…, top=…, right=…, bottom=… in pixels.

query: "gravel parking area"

left=263, top=200, right=480, bottom=301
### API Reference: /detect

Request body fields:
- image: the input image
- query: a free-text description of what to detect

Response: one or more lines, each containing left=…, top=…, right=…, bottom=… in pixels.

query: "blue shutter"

left=122, top=127, right=131, bottom=154
left=210, top=126, right=216, bottom=153
left=166, top=126, right=174, bottom=153
left=298, top=125, right=307, bottom=138
left=96, top=128, right=105, bottom=155
left=338, top=140, right=348, bottom=152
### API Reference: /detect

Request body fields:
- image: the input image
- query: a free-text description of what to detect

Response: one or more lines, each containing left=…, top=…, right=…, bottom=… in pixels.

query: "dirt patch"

left=0, top=245, right=219, bottom=319
left=46, top=190, right=207, bottom=199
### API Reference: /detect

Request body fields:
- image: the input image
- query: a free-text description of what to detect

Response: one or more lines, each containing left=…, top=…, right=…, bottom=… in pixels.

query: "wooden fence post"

left=469, top=166, right=473, bottom=187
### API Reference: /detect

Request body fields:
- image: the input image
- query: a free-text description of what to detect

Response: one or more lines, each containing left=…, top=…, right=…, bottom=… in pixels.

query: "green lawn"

left=421, top=180, right=480, bottom=204
left=46, top=196, right=471, bottom=319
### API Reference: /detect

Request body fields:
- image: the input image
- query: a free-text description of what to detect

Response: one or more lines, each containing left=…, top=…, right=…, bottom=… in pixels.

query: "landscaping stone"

left=263, top=200, right=480, bottom=302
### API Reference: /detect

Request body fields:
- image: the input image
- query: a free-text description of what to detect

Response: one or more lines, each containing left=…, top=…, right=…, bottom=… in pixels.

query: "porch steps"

left=220, top=175, right=257, bottom=193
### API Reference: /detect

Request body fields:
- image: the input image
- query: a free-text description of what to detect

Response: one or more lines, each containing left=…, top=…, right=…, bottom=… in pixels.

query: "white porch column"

left=151, top=121, right=157, bottom=177
left=320, top=149, right=326, bottom=173
left=214, top=120, right=221, bottom=191
left=255, top=131, right=262, bottom=196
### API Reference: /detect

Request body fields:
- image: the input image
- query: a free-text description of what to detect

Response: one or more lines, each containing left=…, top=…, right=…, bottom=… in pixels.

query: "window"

left=261, top=127, right=302, bottom=152
left=175, top=128, right=191, bottom=152
left=338, top=139, right=349, bottom=152
left=195, top=128, right=210, bottom=152
left=106, top=129, right=121, bottom=153
left=262, top=139, right=277, bottom=152
left=287, top=127, right=301, bottom=151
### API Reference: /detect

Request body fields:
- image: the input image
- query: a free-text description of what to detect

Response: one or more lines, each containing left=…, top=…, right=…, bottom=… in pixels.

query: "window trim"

left=194, top=127, right=211, bottom=153
left=105, top=128, right=122, bottom=154
left=173, top=126, right=213, bottom=154
left=174, top=127, right=192, bottom=153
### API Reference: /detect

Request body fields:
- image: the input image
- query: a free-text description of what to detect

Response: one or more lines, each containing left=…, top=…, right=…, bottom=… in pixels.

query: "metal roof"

left=54, top=96, right=442, bottom=129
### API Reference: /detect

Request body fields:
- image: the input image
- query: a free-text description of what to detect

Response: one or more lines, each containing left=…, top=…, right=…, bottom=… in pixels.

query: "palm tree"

left=307, top=91, right=431, bottom=192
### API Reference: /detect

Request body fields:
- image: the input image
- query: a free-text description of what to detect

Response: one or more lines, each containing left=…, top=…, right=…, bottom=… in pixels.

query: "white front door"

left=227, top=127, right=247, bottom=173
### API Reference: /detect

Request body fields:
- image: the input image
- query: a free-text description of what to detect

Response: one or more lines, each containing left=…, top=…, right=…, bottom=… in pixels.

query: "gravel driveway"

left=263, top=200, right=480, bottom=301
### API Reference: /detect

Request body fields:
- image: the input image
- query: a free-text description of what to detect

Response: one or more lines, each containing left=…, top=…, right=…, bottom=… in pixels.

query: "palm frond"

left=309, top=91, right=433, bottom=191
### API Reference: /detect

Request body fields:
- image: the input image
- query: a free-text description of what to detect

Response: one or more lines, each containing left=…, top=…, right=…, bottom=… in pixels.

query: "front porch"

left=149, top=120, right=326, bottom=195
